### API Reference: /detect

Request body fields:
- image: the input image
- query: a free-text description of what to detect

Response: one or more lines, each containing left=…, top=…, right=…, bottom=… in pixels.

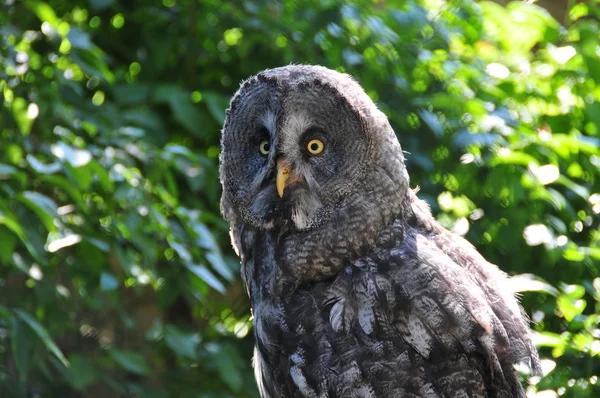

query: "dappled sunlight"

left=0, top=0, right=598, bottom=396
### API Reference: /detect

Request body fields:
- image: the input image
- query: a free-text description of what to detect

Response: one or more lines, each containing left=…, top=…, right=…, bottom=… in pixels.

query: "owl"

left=219, top=65, right=541, bottom=398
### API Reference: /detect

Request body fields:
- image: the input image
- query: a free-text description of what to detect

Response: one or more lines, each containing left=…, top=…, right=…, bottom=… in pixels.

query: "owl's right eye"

left=259, top=140, right=271, bottom=155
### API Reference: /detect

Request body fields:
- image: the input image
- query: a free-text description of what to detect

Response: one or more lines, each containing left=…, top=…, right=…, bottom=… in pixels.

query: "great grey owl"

left=219, top=65, right=541, bottom=398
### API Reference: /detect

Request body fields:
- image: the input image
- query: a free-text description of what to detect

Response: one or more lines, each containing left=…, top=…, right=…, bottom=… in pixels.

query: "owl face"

left=220, top=65, right=410, bottom=238
left=220, top=67, right=379, bottom=231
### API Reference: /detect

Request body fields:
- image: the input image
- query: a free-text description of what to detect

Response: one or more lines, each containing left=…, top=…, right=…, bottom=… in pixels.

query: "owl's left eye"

left=307, top=139, right=324, bottom=155
left=259, top=140, right=271, bottom=155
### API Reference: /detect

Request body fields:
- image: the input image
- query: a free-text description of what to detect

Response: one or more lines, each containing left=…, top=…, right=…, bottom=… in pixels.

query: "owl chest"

left=251, top=280, right=422, bottom=398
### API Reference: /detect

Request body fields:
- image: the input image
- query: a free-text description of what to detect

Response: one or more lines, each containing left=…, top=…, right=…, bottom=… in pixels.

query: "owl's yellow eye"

left=307, top=139, right=324, bottom=155
left=259, top=140, right=270, bottom=155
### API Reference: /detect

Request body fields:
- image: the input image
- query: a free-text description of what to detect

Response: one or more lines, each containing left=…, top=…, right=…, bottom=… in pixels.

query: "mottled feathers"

left=219, top=65, right=541, bottom=398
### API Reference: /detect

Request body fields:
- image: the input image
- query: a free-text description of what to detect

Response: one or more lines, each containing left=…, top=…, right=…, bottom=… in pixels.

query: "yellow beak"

left=276, top=160, right=296, bottom=198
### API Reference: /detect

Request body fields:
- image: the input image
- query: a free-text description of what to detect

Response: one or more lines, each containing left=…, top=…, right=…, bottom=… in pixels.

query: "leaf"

left=13, top=309, right=69, bottom=367
left=581, top=246, right=600, bottom=260
left=108, top=349, right=150, bottom=375
left=563, top=247, right=586, bottom=262
left=86, top=236, right=110, bottom=252
left=557, top=295, right=586, bottom=322
left=185, top=263, right=225, bottom=294
left=194, top=223, right=219, bottom=250
left=112, top=84, right=151, bottom=106
left=88, top=0, right=114, bottom=11
left=172, top=102, right=213, bottom=138
left=89, top=160, right=114, bottom=192
left=560, top=283, right=586, bottom=300
left=509, top=274, right=559, bottom=296
left=39, top=175, right=84, bottom=208
left=555, top=176, right=590, bottom=201
left=66, top=163, right=93, bottom=190
left=0, top=227, right=17, bottom=263
left=11, top=317, right=37, bottom=381
left=26, top=0, right=59, bottom=27
left=0, top=164, right=18, bottom=178
left=168, top=240, right=192, bottom=262
left=490, top=151, right=539, bottom=167
left=212, top=344, right=243, bottom=392
left=572, top=333, right=594, bottom=353
left=67, top=27, right=93, bottom=50
left=26, top=155, right=62, bottom=174
left=453, top=130, right=505, bottom=148
left=17, top=191, right=58, bottom=231
left=71, top=49, right=115, bottom=84
left=532, top=331, right=566, bottom=348
left=418, top=109, right=444, bottom=137
left=205, top=251, right=233, bottom=281
left=67, top=354, right=98, bottom=390
left=203, top=92, right=228, bottom=124
left=164, top=325, right=201, bottom=360
left=0, top=206, right=40, bottom=260
left=11, top=97, right=33, bottom=135
left=51, top=142, right=92, bottom=168
left=100, top=272, right=119, bottom=291
left=152, top=84, right=213, bottom=138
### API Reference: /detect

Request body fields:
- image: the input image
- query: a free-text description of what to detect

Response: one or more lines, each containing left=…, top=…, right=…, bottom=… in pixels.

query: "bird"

left=219, top=65, right=541, bottom=398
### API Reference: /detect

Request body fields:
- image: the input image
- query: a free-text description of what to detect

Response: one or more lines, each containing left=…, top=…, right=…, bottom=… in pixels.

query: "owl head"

left=220, top=65, right=410, bottom=234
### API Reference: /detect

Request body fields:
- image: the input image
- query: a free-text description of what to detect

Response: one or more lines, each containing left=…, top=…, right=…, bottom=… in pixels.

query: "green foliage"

left=0, top=0, right=598, bottom=396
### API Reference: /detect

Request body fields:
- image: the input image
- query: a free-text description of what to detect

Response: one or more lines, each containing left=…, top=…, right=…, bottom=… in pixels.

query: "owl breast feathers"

left=219, top=65, right=541, bottom=398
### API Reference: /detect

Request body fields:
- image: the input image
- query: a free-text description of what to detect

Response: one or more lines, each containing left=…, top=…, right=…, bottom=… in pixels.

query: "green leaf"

left=100, top=272, right=119, bottom=291
left=185, top=263, right=225, bottom=293
left=17, top=191, right=58, bottom=231
left=11, top=97, right=33, bottom=135
left=11, top=317, right=37, bottom=381
left=203, top=92, right=228, bottom=124
left=563, top=247, right=586, bottom=262
left=557, top=295, right=586, bottom=322
left=0, top=164, right=18, bottom=178
left=67, top=27, right=93, bottom=50
left=67, top=354, right=98, bottom=390
left=532, top=331, right=567, bottom=348
left=210, top=343, right=243, bottom=393
left=510, top=274, right=559, bottom=296
left=561, top=283, right=586, bottom=300
left=0, top=226, right=18, bottom=264
left=39, top=175, right=85, bottom=208
left=26, top=155, right=62, bottom=174
left=0, top=206, right=40, bottom=260
left=51, top=142, right=92, bottom=168
left=572, top=333, right=594, bottom=353
left=169, top=240, right=192, bottom=262
left=66, top=163, right=93, bottom=190
left=71, top=49, right=115, bottom=84
left=152, top=84, right=213, bottom=138
left=418, top=109, right=443, bottom=137
left=13, top=309, right=69, bottom=367
left=89, top=0, right=114, bottom=11
left=172, top=102, right=213, bottom=138
left=26, top=0, right=59, bottom=27
left=108, top=349, right=150, bottom=375
left=112, top=84, right=151, bottom=105
left=205, top=251, right=233, bottom=281
left=193, top=223, right=219, bottom=250
left=164, top=325, right=201, bottom=360
left=89, top=160, right=115, bottom=192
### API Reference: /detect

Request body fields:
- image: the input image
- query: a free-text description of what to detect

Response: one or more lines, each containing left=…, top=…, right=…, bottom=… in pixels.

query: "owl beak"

left=276, top=159, right=299, bottom=198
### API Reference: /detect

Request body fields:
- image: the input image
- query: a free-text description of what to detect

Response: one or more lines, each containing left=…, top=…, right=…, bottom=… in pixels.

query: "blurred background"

left=0, top=0, right=599, bottom=397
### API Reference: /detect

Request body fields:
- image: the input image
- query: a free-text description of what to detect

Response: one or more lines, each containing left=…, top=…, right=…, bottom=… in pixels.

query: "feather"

left=220, top=65, right=540, bottom=398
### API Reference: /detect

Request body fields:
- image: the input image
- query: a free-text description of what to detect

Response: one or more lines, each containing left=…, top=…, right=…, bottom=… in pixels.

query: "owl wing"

left=325, top=219, right=541, bottom=397
left=431, top=227, right=543, bottom=375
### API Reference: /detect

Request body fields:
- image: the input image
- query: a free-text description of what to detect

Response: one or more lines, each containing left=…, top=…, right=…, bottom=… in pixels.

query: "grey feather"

left=219, top=65, right=541, bottom=398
